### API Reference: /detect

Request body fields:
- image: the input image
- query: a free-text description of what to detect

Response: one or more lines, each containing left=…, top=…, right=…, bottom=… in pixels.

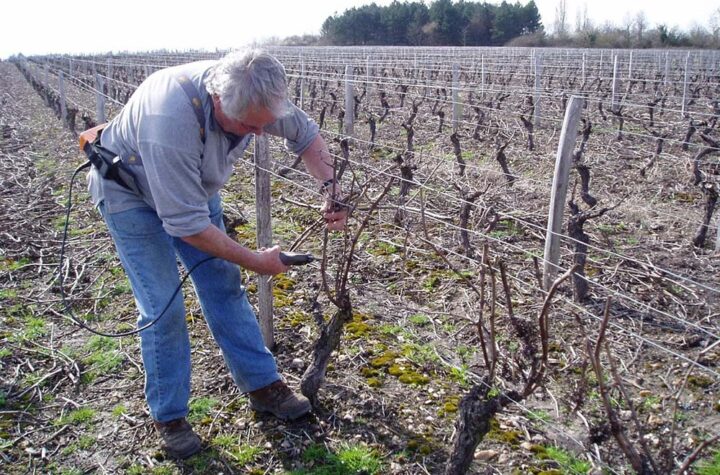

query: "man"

left=88, top=49, right=347, bottom=459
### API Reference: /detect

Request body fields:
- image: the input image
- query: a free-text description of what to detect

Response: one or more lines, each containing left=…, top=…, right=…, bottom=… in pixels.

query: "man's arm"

left=181, top=224, right=288, bottom=275
left=300, top=135, right=348, bottom=231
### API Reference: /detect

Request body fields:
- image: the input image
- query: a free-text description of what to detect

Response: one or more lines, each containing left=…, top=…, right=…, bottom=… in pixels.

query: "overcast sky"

left=1, top=0, right=716, bottom=59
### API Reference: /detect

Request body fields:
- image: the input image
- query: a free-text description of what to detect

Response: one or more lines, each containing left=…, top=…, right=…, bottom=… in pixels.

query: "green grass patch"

left=597, top=222, right=628, bottom=235
left=61, top=435, right=97, bottom=455
left=0, top=257, right=31, bottom=272
left=292, top=442, right=382, bottom=474
left=112, top=404, right=127, bottom=418
left=402, top=343, right=439, bottom=365
left=456, top=345, right=475, bottom=362
left=81, top=336, right=124, bottom=382
left=377, top=324, right=404, bottom=336
left=696, top=449, right=720, bottom=475
left=188, top=397, right=218, bottom=424
left=488, top=219, right=523, bottom=239
left=8, top=314, right=47, bottom=342
left=639, top=395, right=661, bottom=412
left=423, top=274, right=441, bottom=291
left=0, top=288, right=18, bottom=300
left=448, top=364, right=472, bottom=388
left=539, top=445, right=591, bottom=474
left=211, top=435, right=263, bottom=465
left=109, top=279, right=132, bottom=296
left=54, top=407, right=96, bottom=426
left=527, top=410, right=552, bottom=423
left=408, top=314, right=430, bottom=326
left=368, top=240, right=399, bottom=256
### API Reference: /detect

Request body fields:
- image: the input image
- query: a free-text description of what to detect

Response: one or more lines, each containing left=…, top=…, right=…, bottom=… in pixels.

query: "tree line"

left=319, top=0, right=542, bottom=47
left=269, top=1, right=719, bottom=50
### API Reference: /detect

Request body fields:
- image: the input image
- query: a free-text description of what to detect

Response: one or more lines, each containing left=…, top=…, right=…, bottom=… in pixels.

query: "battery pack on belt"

left=78, top=124, right=142, bottom=196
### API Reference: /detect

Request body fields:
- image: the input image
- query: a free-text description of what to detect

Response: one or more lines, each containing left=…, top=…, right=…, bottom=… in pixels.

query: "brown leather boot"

left=249, top=380, right=312, bottom=420
left=153, top=418, right=202, bottom=459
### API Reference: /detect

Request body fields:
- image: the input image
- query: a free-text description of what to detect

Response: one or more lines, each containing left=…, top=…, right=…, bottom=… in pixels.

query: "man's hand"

left=181, top=226, right=289, bottom=276
left=322, top=195, right=348, bottom=231
left=251, top=245, right=290, bottom=275
left=298, top=136, right=349, bottom=231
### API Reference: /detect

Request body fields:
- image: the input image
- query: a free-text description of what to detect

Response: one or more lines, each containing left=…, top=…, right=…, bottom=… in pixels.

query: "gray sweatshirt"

left=88, top=60, right=319, bottom=237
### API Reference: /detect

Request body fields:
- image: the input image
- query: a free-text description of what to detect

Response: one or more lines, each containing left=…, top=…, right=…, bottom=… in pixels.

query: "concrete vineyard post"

left=534, top=53, right=542, bottom=129
left=254, top=134, right=275, bottom=350
left=543, top=96, right=584, bottom=290
left=682, top=52, right=690, bottom=117
left=95, top=73, right=106, bottom=124
left=582, top=52, right=586, bottom=84
left=300, top=56, right=305, bottom=109
left=480, top=55, right=485, bottom=99
left=59, top=71, right=67, bottom=127
left=452, top=63, right=460, bottom=134
left=344, top=64, right=354, bottom=138
left=366, top=55, right=371, bottom=94
left=530, top=49, right=534, bottom=76
left=611, top=55, right=619, bottom=113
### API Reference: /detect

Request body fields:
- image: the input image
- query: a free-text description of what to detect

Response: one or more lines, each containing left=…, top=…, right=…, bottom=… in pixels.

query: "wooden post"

left=254, top=134, right=275, bottom=349
left=611, top=55, right=619, bottom=113
left=95, top=73, right=106, bottom=124
left=59, top=71, right=67, bottom=126
left=682, top=52, right=691, bottom=117
left=543, top=96, right=584, bottom=290
left=534, top=53, right=542, bottom=129
left=664, top=51, right=670, bottom=86
left=452, top=63, right=460, bottom=133
left=344, top=64, right=354, bottom=137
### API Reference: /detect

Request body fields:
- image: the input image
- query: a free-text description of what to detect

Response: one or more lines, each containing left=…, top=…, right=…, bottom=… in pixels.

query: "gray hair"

left=206, top=49, right=289, bottom=120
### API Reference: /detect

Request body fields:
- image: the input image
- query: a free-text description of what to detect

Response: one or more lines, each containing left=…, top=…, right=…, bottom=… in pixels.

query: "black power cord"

left=57, top=162, right=214, bottom=338
left=58, top=162, right=314, bottom=338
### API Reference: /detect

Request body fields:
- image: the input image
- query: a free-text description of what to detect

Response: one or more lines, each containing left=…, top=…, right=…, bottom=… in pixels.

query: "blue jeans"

left=99, top=193, right=280, bottom=422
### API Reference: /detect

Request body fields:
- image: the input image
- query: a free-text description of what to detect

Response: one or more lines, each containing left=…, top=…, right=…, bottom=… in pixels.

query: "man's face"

left=212, top=95, right=276, bottom=136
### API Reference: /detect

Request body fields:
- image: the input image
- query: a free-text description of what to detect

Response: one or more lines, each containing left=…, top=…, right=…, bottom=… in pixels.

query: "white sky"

left=1, top=0, right=716, bottom=59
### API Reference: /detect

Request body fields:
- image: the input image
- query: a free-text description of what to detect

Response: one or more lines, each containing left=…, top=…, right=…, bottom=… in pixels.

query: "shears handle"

left=279, top=252, right=315, bottom=266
